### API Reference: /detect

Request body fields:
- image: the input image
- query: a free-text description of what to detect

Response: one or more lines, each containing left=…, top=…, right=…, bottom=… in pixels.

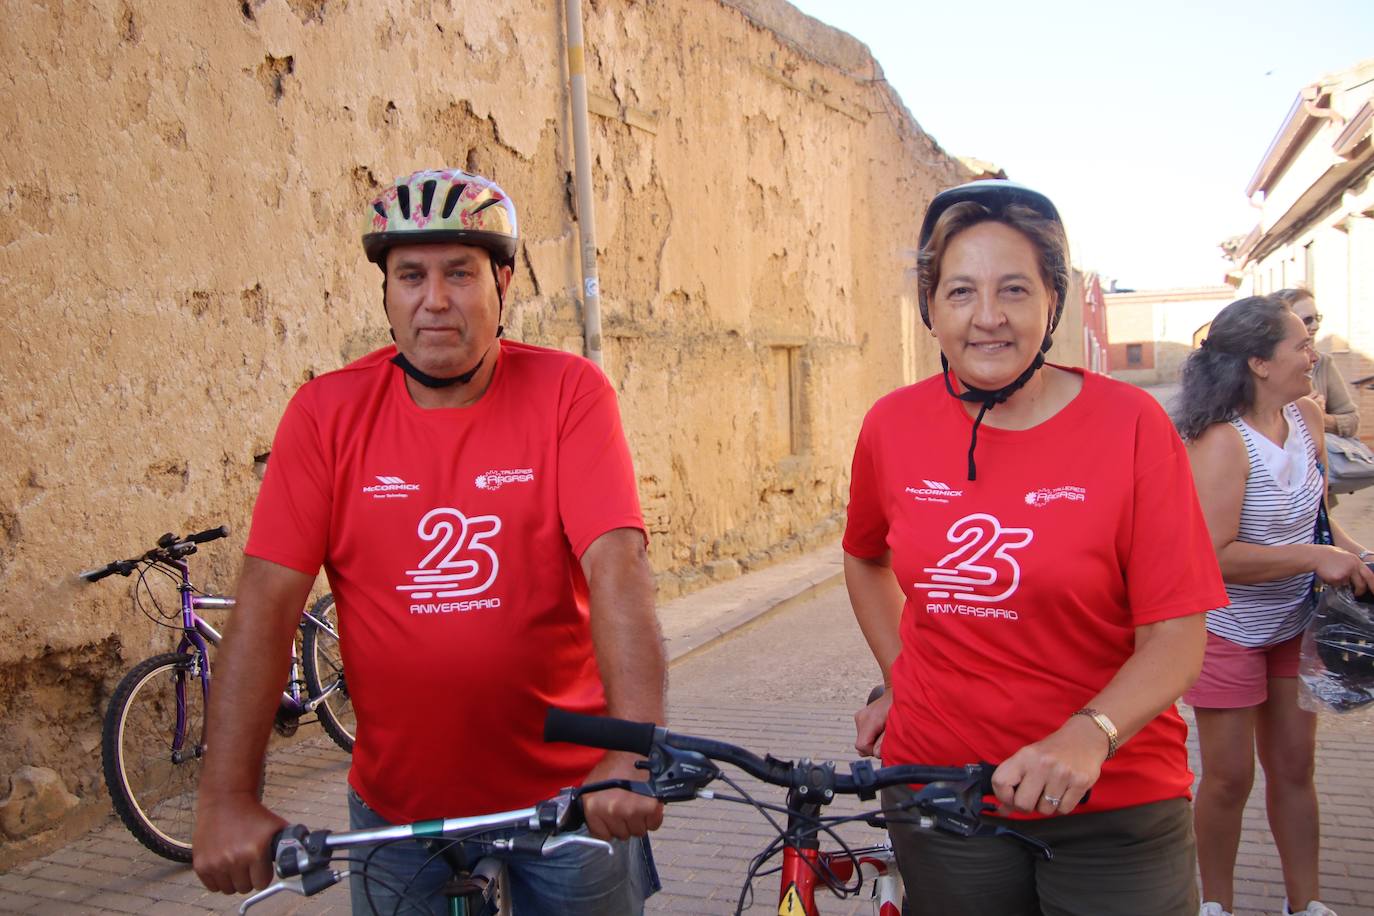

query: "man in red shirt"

left=192, top=168, right=665, bottom=914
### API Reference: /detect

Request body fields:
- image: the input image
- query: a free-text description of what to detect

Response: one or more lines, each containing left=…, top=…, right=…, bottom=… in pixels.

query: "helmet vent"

left=397, top=184, right=410, bottom=220
left=441, top=183, right=467, bottom=218
left=420, top=180, right=436, bottom=217
left=372, top=201, right=387, bottom=219
left=472, top=197, right=501, bottom=216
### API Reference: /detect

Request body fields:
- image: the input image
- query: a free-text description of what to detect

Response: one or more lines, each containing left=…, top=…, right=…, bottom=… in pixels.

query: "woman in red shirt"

left=844, top=181, right=1227, bottom=915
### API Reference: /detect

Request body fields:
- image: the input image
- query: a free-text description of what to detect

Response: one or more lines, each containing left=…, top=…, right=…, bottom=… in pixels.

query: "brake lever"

left=491, top=833, right=615, bottom=857
left=237, top=869, right=349, bottom=912
left=636, top=744, right=719, bottom=801
left=975, top=823, right=1054, bottom=860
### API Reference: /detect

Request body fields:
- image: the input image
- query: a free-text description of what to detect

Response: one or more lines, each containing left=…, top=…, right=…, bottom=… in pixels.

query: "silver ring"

left=1043, top=794, right=1062, bottom=807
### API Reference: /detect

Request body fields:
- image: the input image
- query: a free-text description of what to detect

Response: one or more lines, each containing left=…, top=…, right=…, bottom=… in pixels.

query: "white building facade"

left=1228, top=59, right=1374, bottom=438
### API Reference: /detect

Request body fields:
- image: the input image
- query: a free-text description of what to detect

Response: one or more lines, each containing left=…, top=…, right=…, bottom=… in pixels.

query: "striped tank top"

left=1206, top=402, right=1322, bottom=647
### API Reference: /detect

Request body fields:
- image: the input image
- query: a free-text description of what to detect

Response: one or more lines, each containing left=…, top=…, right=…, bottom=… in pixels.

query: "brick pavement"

left=3, top=502, right=1373, bottom=914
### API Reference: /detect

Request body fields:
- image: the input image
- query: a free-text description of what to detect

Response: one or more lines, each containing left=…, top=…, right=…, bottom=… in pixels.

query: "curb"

left=661, top=540, right=844, bottom=665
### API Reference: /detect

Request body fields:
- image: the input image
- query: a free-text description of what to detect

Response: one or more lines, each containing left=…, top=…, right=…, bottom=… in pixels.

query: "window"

left=1126, top=343, right=1143, bottom=367
left=766, top=345, right=805, bottom=458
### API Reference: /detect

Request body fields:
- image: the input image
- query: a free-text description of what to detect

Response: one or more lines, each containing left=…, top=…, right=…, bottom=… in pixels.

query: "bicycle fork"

left=776, top=791, right=901, bottom=916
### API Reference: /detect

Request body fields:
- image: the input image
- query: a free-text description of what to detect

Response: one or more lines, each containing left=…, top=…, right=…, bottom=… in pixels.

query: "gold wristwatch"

left=1073, top=707, right=1119, bottom=759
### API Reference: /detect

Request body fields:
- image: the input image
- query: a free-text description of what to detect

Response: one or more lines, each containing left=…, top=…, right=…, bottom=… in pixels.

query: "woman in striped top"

left=1176, top=295, right=1374, bottom=916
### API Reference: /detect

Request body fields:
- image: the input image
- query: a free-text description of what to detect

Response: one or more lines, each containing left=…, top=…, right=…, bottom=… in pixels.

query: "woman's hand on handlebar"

left=580, top=750, right=664, bottom=841
left=192, top=792, right=287, bottom=894
left=991, top=715, right=1105, bottom=817
left=854, top=687, right=892, bottom=758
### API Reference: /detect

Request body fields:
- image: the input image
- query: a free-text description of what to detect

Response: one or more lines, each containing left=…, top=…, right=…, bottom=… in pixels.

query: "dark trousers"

left=881, top=788, right=1198, bottom=916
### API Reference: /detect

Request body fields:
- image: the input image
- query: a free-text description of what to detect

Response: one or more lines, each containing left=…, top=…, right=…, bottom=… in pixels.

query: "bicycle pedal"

left=273, top=711, right=302, bottom=737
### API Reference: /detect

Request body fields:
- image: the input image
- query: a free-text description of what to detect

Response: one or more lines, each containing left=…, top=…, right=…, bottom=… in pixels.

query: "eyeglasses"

left=1302, top=313, right=1323, bottom=328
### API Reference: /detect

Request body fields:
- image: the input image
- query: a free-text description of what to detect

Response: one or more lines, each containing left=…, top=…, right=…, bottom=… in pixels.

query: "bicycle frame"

left=776, top=789, right=901, bottom=916
left=163, top=557, right=342, bottom=765
left=176, top=559, right=341, bottom=707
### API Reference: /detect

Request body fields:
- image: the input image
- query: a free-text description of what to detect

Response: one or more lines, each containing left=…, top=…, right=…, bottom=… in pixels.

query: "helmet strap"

left=941, top=350, right=1046, bottom=481
left=492, top=259, right=505, bottom=338
left=391, top=348, right=490, bottom=389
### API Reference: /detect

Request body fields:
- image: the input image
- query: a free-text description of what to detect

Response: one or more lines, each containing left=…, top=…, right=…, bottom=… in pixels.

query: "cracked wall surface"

left=0, top=0, right=1041, bottom=857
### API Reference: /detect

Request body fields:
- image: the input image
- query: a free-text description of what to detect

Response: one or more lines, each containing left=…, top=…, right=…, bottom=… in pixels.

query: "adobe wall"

left=0, top=0, right=981, bottom=856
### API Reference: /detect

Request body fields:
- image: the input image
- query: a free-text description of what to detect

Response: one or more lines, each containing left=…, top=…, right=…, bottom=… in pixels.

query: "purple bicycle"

left=80, top=525, right=354, bottom=861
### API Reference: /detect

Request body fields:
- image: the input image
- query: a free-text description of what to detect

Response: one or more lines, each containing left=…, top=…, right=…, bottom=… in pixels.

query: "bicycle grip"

left=543, top=708, right=656, bottom=756
left=188, top=525, right=231, bottom=544
left=78, top=563, right=117, bottom=582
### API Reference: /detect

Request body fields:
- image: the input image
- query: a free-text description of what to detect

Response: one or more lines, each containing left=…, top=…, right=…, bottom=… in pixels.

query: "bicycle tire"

left=302, top=593, right=356, bottom=753
left=101, top=652, right=209, bottom=861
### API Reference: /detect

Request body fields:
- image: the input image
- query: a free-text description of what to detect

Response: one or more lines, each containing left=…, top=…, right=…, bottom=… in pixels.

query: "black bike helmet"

left=917, top=180, right=1068, bottom=346
left=916, top=180, right=1070, bottom=481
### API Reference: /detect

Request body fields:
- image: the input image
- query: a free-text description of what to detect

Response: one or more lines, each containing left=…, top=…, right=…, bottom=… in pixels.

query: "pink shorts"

left=1182, top=631, right=1302, bottom=709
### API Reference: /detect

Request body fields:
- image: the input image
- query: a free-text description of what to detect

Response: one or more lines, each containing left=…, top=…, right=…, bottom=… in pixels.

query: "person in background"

left=846, top=180, right=1226, bottom=915
left=1175, top=294, right=1374, bottom=916
left=1272, top=287, right=1360, bottom=438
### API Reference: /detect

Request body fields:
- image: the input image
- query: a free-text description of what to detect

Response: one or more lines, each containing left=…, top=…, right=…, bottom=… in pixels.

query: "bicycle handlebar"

left=188, top=524, right=231, bottom=544
left=544, top=708, right=996, bottom=797
left=545, top=706, right=658, bottom=755
left=78, top=525, right=231, bottom=582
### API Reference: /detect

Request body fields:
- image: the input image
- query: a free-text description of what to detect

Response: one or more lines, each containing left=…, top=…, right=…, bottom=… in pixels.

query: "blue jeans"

left=347, top=786, right=659, bottom=915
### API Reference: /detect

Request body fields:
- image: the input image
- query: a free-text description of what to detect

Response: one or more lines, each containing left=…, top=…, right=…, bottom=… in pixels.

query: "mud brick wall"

left=0, top=0, right=1011, bottom=856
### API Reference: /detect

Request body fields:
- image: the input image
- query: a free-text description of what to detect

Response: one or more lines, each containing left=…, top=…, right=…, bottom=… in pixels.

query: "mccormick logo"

left=362, top=475, right=422, bottom=499
left=905, top=479, right=964, bottom=502
left=475, top=468, right=535, bottom=491
left=1024, top=485, right=1087, bottom=508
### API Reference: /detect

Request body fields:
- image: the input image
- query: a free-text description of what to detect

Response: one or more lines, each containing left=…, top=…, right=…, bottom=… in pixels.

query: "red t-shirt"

left=844, top=368, right=1226, bottom=814
left=245, top=342, right=644, bottom=823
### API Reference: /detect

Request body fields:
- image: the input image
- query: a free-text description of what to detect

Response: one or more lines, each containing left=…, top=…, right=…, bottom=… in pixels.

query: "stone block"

left=0, top=767, right=80, bottom=840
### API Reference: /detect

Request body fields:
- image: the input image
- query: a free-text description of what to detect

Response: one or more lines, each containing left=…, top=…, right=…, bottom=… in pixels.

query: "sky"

left=785, top=0, right=1374, bottom=291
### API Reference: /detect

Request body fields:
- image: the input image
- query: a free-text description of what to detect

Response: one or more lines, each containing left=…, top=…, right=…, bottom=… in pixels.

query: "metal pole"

left=563, top=0, right=603, bottom=369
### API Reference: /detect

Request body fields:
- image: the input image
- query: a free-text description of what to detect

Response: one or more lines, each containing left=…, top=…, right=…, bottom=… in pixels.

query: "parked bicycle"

left=235, top=708, right=1052, bottom=915
left=80, top=525, right=355, bottom=862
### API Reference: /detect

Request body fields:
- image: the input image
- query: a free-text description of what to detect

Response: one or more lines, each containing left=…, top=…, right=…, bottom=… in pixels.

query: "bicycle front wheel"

left=302, top=593, right=355, bottom=752
left=101, top=652, right=207, bottom=861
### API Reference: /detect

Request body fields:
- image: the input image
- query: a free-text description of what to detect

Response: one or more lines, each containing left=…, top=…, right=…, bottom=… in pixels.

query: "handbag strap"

left=1315, top=459, right=1334, bottom=546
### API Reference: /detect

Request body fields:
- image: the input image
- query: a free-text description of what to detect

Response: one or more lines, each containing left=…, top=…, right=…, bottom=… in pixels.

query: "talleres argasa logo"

left=474, top=468, right=535, bottom=491
left=913, top=513, right=1033, bottom=621
left=1024, top=485, right=1087, bottom=508
left=396, top=507, right=502, bottom=615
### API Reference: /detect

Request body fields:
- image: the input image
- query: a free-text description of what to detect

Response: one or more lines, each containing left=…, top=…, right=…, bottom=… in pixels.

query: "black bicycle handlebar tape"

left=79, top=563, right=118, bottom=582
left=188, top=525, right=231, bottom=544
left=543, top=708, right=656, bottom=756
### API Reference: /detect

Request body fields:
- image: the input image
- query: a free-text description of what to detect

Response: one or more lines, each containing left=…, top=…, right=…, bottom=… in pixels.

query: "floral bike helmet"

left=361, top=169, right=519, bottom=389
left=362, top=168, right=519, bottom=271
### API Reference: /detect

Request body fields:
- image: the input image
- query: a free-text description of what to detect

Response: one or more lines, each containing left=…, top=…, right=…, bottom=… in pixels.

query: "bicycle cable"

left=709, top=770, right=866, bottom=915
left=132, top=563, right=185, bottom=629
left=347, top=841, right=437, bottom=916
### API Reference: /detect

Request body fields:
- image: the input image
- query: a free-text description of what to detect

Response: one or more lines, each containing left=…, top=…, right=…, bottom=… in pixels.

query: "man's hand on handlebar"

left=192, top=792, right=288, bottom=895
left=580, top=749, right=664, bottom=841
